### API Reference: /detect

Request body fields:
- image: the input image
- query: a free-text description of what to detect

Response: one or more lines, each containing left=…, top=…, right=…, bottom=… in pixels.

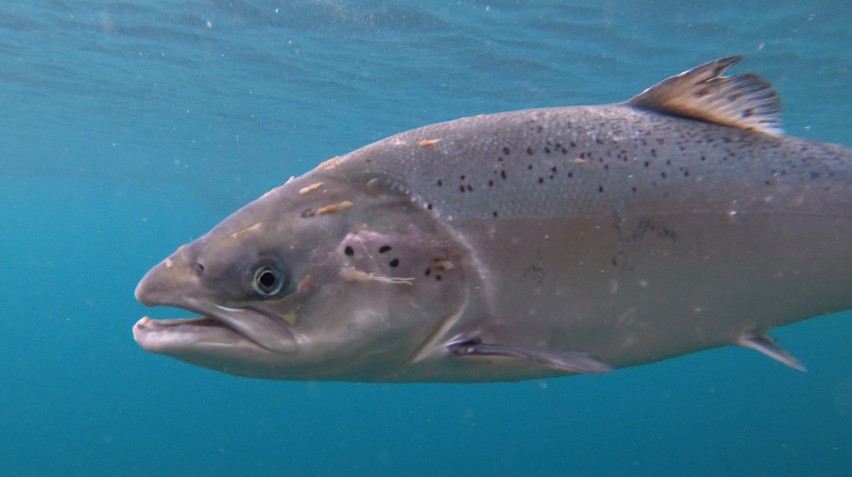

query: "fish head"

left=134, top=175, right=469, bottom=381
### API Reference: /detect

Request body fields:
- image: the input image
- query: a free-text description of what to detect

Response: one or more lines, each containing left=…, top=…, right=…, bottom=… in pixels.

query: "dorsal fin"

left=627, top=56, right=783, bottom=136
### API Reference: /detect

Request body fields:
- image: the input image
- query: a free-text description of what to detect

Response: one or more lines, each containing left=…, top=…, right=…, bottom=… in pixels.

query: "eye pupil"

left=258, top=270, right=276, bottom=288
left=252, top=265, right=285, bottom=297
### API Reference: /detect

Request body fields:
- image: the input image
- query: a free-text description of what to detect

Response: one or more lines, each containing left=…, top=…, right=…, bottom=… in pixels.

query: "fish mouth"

left=133, top=316, right=257, bottom=355
left=134, top=286, right=298, bottom=355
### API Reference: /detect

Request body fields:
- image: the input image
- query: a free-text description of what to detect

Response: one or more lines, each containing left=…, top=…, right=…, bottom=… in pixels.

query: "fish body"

left=134, top=57, right=852, bottom=381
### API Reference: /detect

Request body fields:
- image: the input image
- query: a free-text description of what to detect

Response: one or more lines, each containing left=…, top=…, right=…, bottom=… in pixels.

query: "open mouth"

left=134, top=299, right=298, bottom=355
left=133, top=316, right=250, bottom=352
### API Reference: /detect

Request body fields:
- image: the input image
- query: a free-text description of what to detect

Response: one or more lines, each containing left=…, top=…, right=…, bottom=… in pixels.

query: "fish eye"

left=252, top=264, right=286, bottom=297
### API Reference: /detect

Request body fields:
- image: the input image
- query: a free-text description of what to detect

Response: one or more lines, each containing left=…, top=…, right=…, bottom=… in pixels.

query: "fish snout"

left=135, top=246, right=197, bottom=307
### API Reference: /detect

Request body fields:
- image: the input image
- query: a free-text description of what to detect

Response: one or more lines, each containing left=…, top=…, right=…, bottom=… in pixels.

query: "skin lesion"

left=617, top=216, right=679, bottom=243
left=339, top=266, right=414, bottom=285
left=298, top=182, right=324, bottom=195
left=316, top=201, right=354, bottom=215
left=431, top=259, right=454, bottom=271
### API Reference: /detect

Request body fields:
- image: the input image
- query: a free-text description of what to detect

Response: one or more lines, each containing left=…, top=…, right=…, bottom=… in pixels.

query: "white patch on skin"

left=299, top=182, right=324, bottom=195
left=229, top=222, right=263, bottom=239
left=339, top=266, right=414, bottom=285
left=165, top=258, right=174, bottom=268
left=432, top=260, right=454, bottom=271
left=317, top=201, right=354, bottom=215
left=319, top=156, right=341, bottom=170
left=216, top=304, right=244, bottom=312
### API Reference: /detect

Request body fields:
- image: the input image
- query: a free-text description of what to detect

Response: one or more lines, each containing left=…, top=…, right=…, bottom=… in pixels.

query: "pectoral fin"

left=738, top=331, right=806, bottom=372
left=448, top=338, right=613, bottom=375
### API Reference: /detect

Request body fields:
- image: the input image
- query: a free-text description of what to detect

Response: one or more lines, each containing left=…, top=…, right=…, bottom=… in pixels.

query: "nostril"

left=196, top=262, right=205, bottom=274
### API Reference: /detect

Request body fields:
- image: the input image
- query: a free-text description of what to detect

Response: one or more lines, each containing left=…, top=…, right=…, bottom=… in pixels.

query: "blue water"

left=2, top=1, right=851, bottom=475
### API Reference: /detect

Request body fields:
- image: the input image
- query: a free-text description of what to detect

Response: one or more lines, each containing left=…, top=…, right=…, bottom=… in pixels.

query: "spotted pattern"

left=323, top=104, right=850, bottom=225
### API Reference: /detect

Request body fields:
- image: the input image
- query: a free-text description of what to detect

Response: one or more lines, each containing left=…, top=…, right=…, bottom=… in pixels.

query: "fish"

left=133, top=57, right=852, bottom=382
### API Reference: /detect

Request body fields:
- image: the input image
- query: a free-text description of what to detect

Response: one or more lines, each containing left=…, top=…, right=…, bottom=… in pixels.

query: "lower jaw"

left=132, top=315, right=252, bottom=353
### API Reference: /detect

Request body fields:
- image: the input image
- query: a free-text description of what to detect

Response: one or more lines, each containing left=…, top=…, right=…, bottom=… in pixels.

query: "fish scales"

left=319, top=106, right=852, bottom=375
left=133, top=57, right=852, bottom=382
left=329, top=105, right=850, bottom=221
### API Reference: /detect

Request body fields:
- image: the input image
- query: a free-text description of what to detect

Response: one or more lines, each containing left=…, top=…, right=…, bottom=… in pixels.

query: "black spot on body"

left=630, top=217, right=678, bottom=241
left=344, top=246, right=354, bottom=256
left=389, top=258, right=400, bottom=268
left=379, top=245, right=392, bottom=253
left=503, top=146, right=511, bottom=155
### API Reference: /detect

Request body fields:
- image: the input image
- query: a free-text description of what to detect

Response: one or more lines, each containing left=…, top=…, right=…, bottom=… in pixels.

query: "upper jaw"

left=140, top=295, right=299, bottom=354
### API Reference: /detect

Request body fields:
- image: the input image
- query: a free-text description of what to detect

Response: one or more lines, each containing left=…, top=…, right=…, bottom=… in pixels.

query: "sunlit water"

left=1, top=1, right=850, bottom=475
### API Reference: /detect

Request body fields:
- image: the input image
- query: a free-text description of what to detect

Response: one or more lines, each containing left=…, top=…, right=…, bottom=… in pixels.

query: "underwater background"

left=1, top=1, right=850, bottom=475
